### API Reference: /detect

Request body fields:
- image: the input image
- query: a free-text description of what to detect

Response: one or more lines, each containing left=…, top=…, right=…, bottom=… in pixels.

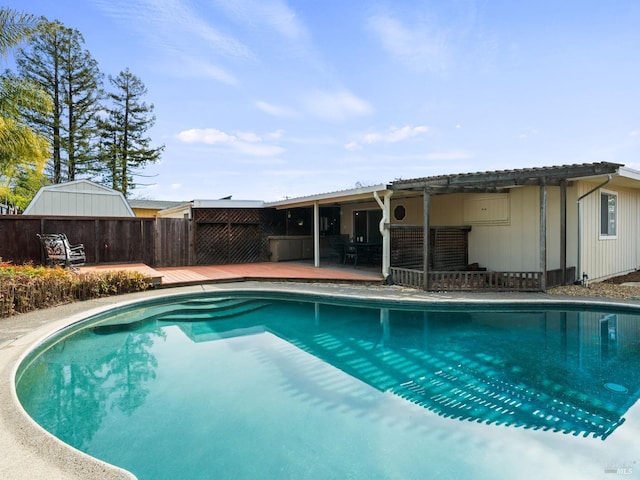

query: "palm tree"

left=0, top=8, right=40, bottom=57
left=0, top=8, right=50, bottom=205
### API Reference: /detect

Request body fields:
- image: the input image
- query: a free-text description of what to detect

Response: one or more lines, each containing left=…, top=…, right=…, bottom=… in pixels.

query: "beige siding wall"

left=578, top=181, right=640, bottom=281
left=382, top=186, right=579, bottom=272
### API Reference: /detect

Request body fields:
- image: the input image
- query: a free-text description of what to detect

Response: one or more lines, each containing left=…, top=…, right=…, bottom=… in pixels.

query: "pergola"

left=390, top=162, right=624, bottom=290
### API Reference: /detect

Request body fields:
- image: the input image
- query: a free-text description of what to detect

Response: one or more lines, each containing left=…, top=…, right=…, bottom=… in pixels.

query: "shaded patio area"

left=78, top=261, right=383, bottom=287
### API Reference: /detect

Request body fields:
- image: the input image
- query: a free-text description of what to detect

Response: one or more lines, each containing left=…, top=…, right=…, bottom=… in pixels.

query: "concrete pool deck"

left=2, top=281, right=640, bottom=479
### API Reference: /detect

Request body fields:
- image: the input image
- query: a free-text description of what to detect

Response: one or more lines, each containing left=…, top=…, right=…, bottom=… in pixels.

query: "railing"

left=390, top=267, right=542, bottom=291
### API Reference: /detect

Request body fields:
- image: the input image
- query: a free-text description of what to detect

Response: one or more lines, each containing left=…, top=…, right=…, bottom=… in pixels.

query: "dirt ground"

left=546, top=270, right=640, bottom=300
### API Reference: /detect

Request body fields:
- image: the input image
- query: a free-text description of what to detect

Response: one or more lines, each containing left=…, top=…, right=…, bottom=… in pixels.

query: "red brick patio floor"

left=79, top=261, right=382, bottom=287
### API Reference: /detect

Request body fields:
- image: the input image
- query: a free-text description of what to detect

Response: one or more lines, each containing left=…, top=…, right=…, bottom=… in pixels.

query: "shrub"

left=0, top=265, right=153, bottom=318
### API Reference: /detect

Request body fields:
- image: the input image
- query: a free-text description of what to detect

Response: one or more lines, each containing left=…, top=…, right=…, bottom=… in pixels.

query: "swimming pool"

left=15, top=291, right=640, bottom=479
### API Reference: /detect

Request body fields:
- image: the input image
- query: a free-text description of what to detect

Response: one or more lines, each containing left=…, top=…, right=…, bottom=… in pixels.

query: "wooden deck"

left=78, top=262, right=382, bottom=286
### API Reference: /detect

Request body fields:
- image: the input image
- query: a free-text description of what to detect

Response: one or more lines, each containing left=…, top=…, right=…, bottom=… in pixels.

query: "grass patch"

left=0, top=263, right=153, bottom=318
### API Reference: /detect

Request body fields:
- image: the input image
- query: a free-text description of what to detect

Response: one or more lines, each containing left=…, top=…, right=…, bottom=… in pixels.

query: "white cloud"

left=236, top=131, right=262, bottom=143
left=255, top=100, right=297, bottom=117
left=345, top=125, right=429, bottom=150
left=170, top=183, right=182, bottom=190
left=630, top=131, right=640, bottom=137
left=213, top=0, right=308, bottom=41
left=180, top=58, right=238, bottom=85
left=303, top=90, right=373, bottom=121
left=344, top=141, right=361, bottom=152
left=367, top=14, right=450, bottom=73
left=93, top=0, right=252, bottom=58
left=176, top=128, right=284, bottom=156
left=90, top=0, right=251, bottom=84
left=267, top=129, right=285, bottom=140
left=178, top=128, right=236, bottom=144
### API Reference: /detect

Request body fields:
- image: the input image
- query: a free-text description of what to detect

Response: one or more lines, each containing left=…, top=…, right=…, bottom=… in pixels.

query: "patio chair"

left=343, top=241, right=358, bottom=267
left=327, top=236, right=346, bottom=263
left=37, top=233, right=86, bottom=269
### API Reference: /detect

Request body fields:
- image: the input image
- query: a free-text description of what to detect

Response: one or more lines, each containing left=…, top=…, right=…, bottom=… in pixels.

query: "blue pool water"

left=15, top=293, right=640, bottom=479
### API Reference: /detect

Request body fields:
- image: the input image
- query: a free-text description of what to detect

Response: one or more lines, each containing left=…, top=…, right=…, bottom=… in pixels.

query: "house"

left=11, top=162, right=640, bottom=291
left=127, top=199, right=186, bottom=217
left=267, top=162, right=640, bottom=291
left=23, top=180, right=135, bottom=217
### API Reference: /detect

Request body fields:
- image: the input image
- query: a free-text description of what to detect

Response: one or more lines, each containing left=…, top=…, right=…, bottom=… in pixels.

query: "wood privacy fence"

left=0, top=216, right=190, bottom=267
left=0, top=209, right=277, bottom=267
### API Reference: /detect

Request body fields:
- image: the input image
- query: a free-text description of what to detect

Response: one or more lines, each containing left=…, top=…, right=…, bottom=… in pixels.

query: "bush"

left=0, top=264, right=153, bottom=318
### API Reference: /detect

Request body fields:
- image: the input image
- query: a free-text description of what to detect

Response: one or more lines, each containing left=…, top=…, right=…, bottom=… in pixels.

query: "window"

left=600, top=191, right=617, bottom=238
left=393, top=205, right=406, bottom=221
left=353, top=209, right=383, bottom=243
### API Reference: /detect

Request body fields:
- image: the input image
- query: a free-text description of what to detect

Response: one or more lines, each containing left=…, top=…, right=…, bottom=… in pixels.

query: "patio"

left=78, top=261, right=383, bottom=287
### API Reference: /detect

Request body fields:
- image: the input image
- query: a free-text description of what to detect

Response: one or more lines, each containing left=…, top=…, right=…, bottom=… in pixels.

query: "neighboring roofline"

left=23, top=180, right=135, bottom=216
left=264, top=184, right=389, bottom=209
left=192, top=199, right=265, bottom=209
left=157, top=202, right=193, bottom=216
left=128, top=199, right=186, bottom=210
left=157, top=199, right=266, bottom=216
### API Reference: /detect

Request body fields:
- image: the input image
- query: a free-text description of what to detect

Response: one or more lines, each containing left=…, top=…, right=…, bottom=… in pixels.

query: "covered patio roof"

left=264, top=184, right=390, bottom=209
left=390, top=162, right=625, bottom=193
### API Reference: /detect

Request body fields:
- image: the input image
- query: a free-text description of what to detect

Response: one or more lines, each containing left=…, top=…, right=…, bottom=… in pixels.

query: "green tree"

left=0, top=73, right=50, bottom=178
left=0, top=8, right=39, bottom=57
left=0, top=8, right=49, bottom=205
left=16, top=20, right=102, bottom=183
left=99, top=69, right=163, bottom=197
left=60, top=28, right=103, bottom=181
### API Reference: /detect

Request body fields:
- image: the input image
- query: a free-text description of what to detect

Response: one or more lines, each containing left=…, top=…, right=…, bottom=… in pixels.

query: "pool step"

left=154, top=298, right=270, bottom=322
left=92, top=298, right=268, bottom=334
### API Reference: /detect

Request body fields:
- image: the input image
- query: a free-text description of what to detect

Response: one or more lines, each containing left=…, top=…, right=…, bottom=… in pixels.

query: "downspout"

left=577, top=175, right=612, bottom=284
left=373, top=190, right=393, bottom=279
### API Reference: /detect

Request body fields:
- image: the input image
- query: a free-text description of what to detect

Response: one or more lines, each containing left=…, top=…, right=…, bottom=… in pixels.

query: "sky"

left=5, top=0, right=640, bottom=202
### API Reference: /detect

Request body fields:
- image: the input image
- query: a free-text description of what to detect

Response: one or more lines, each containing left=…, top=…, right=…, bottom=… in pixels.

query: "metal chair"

left=37, top=233, right=86, bottom=269
left=343, top=241, right=358, bottom=267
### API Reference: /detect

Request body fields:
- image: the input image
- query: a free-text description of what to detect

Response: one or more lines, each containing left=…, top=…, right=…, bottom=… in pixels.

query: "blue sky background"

left=5, top=0, right=640, bottom=201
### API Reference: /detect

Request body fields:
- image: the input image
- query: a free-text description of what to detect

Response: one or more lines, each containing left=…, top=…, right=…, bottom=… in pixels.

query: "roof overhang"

left=391, top=162, right=625, bottom=194
left=264, top=184, right=391, bottom=209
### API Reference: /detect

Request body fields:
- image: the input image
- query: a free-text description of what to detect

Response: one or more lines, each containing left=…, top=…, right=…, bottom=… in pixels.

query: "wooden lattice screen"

left=193, top=208, right=275, bottom=265
left=432, top=226, right=470, bottom=270
left=390, top=225, right=471, bottom=270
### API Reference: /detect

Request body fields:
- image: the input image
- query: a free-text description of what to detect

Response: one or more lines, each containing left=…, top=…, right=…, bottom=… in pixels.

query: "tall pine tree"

left=60, top=28, right=103, bottom=181
left=16, top=20, right=102, bottom=183
left=99, top=69, right=163, bottom=197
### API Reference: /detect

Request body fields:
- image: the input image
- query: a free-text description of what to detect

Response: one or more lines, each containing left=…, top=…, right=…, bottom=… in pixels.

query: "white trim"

left=192, top=199, right=265, bottom=209
left=265, top=184, right=389, bottom=208
left=617, top=166, right=640, bottom=182
left=598, top=188, right=618, bottom=240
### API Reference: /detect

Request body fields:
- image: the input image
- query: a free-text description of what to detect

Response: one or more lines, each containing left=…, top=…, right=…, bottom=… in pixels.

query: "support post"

left=423, top=189, right=431, bottom=290
left=539, top=180, right=547, bottom=291
left=560, top=179, right=567, bottom=285
left=313, top=202, right=320, bottom=267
